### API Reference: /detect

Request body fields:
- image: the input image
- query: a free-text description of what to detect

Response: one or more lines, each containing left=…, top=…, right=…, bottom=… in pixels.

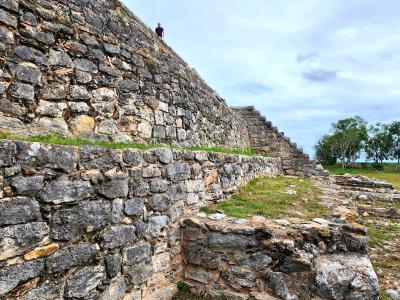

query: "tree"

left=331, top=116, right=368, bottom=168
left=365, top=123, right=393, bottom=164
left=314, top=135, right=337, bottom=165
left=389, top=121, right=400, bottom=164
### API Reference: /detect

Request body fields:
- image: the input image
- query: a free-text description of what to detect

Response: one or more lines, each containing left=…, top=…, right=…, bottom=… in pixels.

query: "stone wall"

left=232, top=106, right=324, bottom=177
left=181, top=215, right=379, bottom=300
left=0, top=0, right=250, bottom=147
left=0, top=139, right=282, bottom=299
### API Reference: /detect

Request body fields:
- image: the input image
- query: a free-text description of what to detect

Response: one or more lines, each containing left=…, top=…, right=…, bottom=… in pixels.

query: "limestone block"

left=69, top=115, right=95, bottom=135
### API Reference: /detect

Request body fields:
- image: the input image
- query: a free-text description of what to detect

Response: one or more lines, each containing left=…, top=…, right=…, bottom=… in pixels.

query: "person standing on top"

left=155, top=22, right=164, bottom=40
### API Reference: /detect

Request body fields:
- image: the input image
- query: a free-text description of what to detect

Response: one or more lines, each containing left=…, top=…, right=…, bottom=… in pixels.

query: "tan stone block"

left=24, top=243, right=59, bottom=260
left=69, top=115, right=95, bottom=135
left=204, top=170, right=219, bottom=186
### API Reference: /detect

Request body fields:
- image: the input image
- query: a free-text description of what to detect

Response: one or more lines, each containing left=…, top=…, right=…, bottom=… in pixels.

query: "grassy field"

left=0, top=132, right=269, bottom=157
left=203, top=176, right=326, bottom=220
left=325, top=163, right=400, bottom=189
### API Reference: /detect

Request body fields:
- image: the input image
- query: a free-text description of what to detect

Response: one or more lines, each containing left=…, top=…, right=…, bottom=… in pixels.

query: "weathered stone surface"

left=208, top=232, right=259, bottom=249
left=265, top=271, right=289, bottom=300
left=123, top=242, right=151, bottom=265
left=111, top=198, right=124, bottom=224
left=124, top=198, right=144, bottom=217
left=186, top=243, right=220, bottom=269
left=37, top=118, right=68, bottom=135
left=10, top=176, right=44, bottom=195
left=46, top=243, right=97, bottom=272
left=99, top=276, right=126, bottom=300
left=69, top=115, right=95, bottom=135
left=167, top=162, right=191, bottom=181
left=129, top=181, right=150, bottom=197
left=123, top=261, right=153, bottom=285
left=37, top=100, right=67, bottom=118
left=75, top=58, right=98, bottom=73
left=8, top=83, right=35, bottom=101
left=13, top=45, right=48, bottom=67
left=105, top=253, right=121, bottom=278
left=237, top=252, right=272, bottom=272
left=80, top=146, right=121, bottom=171
left=17, top=281, right=61, bottom=300
left=0, top=197, right=41, bottom=226
left=315, top=254, right=379, bottom=300
left=24, top=243, right=59, bottom=260
left=51, top=200, right=111, bottom=241
left=150, top=178, right=168, bottom=193
left=41, top=179, right=92, bottom=204
left=148, top=215, right=169, bottom=237
left=15, top=64, right=42, bottom=84
left=222, top=266, right=256, bottom=290
left=100, top=225, right=136, bottom=249
left=49, top=48, right=73, bottom=67
left=0, top=7, right=17, bottom=28
left=0, top=222, right=49, bottom=261
left=70, top=85, right=91, bottom=100
left=185, top=265, right=214, bottom=284
left=64, top=265, right=105, bottom=298
left=40, top=84, right=65, bottom=100
left=148, top=194, right=170, bottom=211
left=0, top=140, right=16, bottom=166
left=0, top=259, right=44, bottom=297
left=98, top=178, right=129, bottom=199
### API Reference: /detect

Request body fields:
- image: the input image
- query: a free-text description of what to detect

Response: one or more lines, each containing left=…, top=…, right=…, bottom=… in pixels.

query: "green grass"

left=364, top=220, right=400, bottom=248
left=0, top=132, right=270, bottom=157
left=325, top=163, right=400, bottom=189
left=204, top=176, right=326, bottom=220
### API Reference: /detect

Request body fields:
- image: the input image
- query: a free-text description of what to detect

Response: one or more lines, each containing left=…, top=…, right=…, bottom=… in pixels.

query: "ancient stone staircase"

left=232, top=106, right=324, bottom=177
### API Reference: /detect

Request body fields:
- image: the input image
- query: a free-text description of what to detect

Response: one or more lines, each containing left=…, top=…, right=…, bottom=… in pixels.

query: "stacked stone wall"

left=0, top=139, right=282, bottom=299
left=181, top=215, right=379, bottom=300
left=0, top=0, right=250, bottom=148
left=232, top=106, right=324, bottom=177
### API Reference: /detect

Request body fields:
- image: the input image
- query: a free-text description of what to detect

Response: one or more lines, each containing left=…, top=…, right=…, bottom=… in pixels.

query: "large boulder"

left=315, top=253, right=379, bottom=300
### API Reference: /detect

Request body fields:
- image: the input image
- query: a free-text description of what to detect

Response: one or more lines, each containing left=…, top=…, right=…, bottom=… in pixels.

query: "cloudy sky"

left=124, top=0, right=400, bottom=156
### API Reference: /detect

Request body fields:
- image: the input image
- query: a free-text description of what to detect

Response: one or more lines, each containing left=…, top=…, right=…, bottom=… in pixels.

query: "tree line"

left=314, top=116, right=400, bottom=167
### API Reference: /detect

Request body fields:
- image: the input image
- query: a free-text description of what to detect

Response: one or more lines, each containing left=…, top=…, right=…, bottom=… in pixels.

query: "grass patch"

left=325, top=163, right=400, bottom=189
left=205, top=176, right=326, bottom=220
left=0, top=132, right=270, bottom=157
left=364, top=220, right=400, bottom=248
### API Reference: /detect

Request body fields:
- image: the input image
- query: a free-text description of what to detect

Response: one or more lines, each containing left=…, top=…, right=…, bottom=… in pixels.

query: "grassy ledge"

left=0, top=132, right=272, bottom=158
left=203, top=176, right=326, bottom=220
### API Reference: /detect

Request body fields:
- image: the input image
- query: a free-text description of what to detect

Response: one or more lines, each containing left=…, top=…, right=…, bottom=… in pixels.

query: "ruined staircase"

left=232, top=106, right=324, bottom=177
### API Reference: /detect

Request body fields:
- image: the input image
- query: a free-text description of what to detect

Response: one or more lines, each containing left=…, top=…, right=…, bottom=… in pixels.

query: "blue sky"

left=124, top=0, right=400, bottom=156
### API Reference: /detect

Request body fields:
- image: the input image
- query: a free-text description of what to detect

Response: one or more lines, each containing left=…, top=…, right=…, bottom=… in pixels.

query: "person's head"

left=157, top=22, right=161, bottom=27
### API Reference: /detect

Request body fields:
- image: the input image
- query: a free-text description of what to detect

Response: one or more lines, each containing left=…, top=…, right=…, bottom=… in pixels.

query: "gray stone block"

left=122, top=242, right=151, bottom=265
left=64, top=265, right=105, bottom=298
left=0, top=259, right=45, bottom=297
left=0, top=197, right=41, bottom=226
left=41, top=178, right=92, bottom=204
left=100, top=225, right=136, bottom=249
left=10, top=176, right=44, bottom=195
left=46, top=243, right=97, bottom=273
left=0, top=222, right=49, bottom=261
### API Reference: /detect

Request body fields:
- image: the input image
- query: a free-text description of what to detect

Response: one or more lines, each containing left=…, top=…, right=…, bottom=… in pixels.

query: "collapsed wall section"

left=0, top=139, right=282, bottom=299
left=0, top=0, right=250, bottom=148
left=181, top=216, right=379, bottom=300
left=232, top=106, right=324, bottom=177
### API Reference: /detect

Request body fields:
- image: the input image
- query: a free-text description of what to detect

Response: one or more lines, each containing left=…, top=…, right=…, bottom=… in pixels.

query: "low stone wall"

left=181, top=216, right=379, bottom=300
left=0, top=139, right=282, bottom=299
left=232, top=106, right=324, bottom=177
